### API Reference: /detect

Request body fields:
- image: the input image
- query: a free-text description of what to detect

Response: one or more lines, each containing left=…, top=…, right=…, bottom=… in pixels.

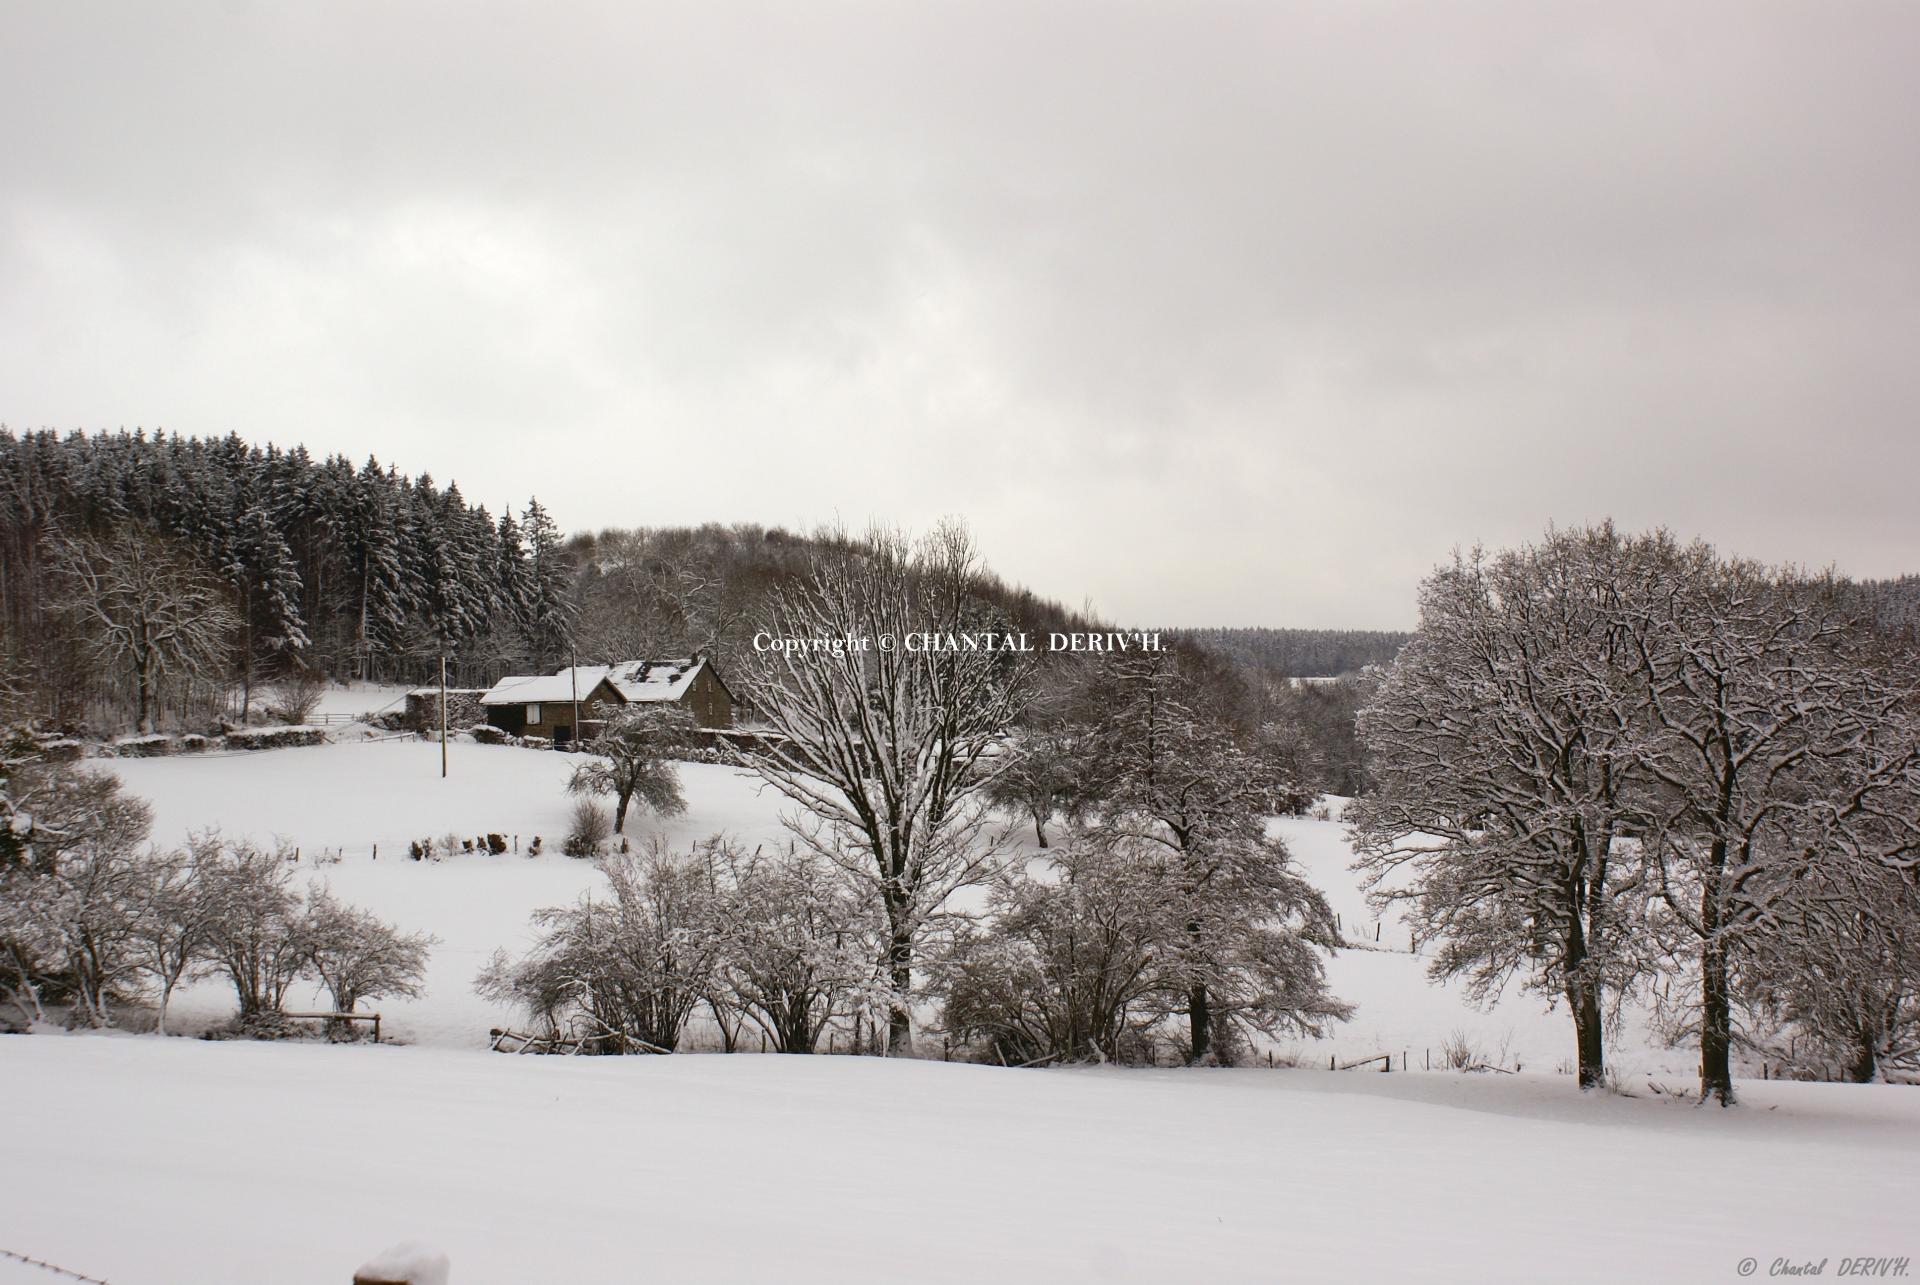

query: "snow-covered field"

left=5, top=1036, right=1915, bottom=1284
left=2, top=737, right=1913, bottom=1282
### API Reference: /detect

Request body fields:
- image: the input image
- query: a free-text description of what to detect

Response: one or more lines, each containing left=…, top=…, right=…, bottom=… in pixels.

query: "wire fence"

left=0, top=1248, right=113, bottom=1284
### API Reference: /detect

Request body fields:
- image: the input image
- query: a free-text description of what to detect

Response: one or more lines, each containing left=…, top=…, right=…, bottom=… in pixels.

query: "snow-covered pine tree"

left=494, top=507, right=533, bottom=653
left=521, top=498, right=575, bottom=670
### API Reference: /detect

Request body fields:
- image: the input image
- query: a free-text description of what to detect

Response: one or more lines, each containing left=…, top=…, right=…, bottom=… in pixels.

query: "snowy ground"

left=309, top=679, right=414, bottom=723
left=3, top=1036, right=1915, bottom=1284
left=3, top=739, right=1910, bottom=1280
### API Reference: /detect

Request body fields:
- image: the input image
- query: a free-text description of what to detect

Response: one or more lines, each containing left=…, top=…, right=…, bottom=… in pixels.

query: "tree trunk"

left=135, top=649, right=155, bottom=734
left=1566, top=973, right=1605, bottom=1090
left=1698, top=935, right=1735, bottom=1104
left=1561, top=884, right=1607, bottom=1090
left=1188, top=982, right=1211, bottom=1065
left=614, top=792, right=630, bottom=834
left=1846, top=1031, right=1878, bottom=1084
left=709, top=999, right=738, bottom=1053
left=1033, top=813, right=1048, bottom=849
left=886, top=918, right=914, bottom=1055
left=1699, top=853, right=1736, bottom=1106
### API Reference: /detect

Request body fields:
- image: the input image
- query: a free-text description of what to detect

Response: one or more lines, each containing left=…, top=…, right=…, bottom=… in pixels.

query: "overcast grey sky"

left=3, top=3, right=1916, bottom=628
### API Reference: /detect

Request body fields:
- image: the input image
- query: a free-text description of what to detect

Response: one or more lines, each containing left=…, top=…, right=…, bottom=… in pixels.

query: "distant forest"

left=1164, top=627, right=1411, bottom=677
left=1849, top=575, right=1920, bottom=643
left=0, top=430, right=1107, bottom=733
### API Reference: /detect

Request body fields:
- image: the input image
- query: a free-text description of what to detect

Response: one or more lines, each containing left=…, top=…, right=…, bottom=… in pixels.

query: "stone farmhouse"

left=479, top=656, right=735, bottom=744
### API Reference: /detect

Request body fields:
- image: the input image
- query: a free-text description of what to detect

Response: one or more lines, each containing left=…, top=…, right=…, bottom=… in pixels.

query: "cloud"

left=4, top=1, right=1917, bottom=627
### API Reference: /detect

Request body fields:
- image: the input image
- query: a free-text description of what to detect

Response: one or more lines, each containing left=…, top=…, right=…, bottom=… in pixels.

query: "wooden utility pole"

left=569, top=644, right=580, bottom=748
left=439, top=654, right=449, bottom=779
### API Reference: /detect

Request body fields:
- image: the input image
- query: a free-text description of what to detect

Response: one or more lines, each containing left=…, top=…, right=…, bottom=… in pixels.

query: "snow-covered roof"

left=604, top=658, right=704, bottom=703
left=480, top=658, right=707, bottom=707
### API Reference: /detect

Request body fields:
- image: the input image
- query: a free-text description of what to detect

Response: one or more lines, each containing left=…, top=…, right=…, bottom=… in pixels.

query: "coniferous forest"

left=0, top=428, right=574, bottom=727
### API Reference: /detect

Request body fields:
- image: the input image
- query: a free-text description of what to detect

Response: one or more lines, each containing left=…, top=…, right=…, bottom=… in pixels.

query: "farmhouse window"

left=526, top=703, right=541, bottom=722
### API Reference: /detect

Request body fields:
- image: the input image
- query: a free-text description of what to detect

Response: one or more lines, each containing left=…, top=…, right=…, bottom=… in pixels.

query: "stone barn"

left=479, top=656, right=735, bottom=745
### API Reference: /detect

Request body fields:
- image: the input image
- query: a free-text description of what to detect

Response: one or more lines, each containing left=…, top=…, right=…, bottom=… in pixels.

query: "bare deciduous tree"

left=1619, top=554, right=1920, bottom=1104
left=49, top=528, right=239, bottom=733
left=568, top=704, right=692, bottom=834
left=126, top=848, right=214, bottom=1036
left=1090, top=652, right=1349, bottom=1064
left=304, top=886, right=435, bottom=1035
left=734, top=522, right=1029, bottom=1053
left=1350, top=530, right=1660, bottom=1091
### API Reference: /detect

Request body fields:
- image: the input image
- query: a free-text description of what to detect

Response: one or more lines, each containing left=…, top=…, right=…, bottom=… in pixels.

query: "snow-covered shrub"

left=468, top=724, right=510, bottom=746
left=561, top=799, right=611, bottom=858
left=304, top=888, right=435, bottom=1036
left=938, top=832, right=1169, bottom=1066
left=204, top=1009, right=311, bottom=1042
left=176, top=733, right=214, bottom=754
left=521, top=735, right=552, bottom=750
left=192, top=837, right=307, bottom=1019
left=0, top=765, right=158, bottom=1027
left=476, top=844, right=709, bottom=1052
left=1440, top=1030, right=1484, bottom=1071
left=264, top=670, right=327, bottom=726
left=695, top=840, right=883, bottom=1053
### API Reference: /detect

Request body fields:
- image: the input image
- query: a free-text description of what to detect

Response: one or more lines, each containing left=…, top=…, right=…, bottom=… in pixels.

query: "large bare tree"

left=734, top=522, right=1028, bottom=1054
left=1619, top=553, right=1920, bottom=1104
left=1350, top=528, right=1663, bottom=1091
left=1357, top=525, right=1920, bottom=1102
left=49, top=528, right=239, bottom=733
